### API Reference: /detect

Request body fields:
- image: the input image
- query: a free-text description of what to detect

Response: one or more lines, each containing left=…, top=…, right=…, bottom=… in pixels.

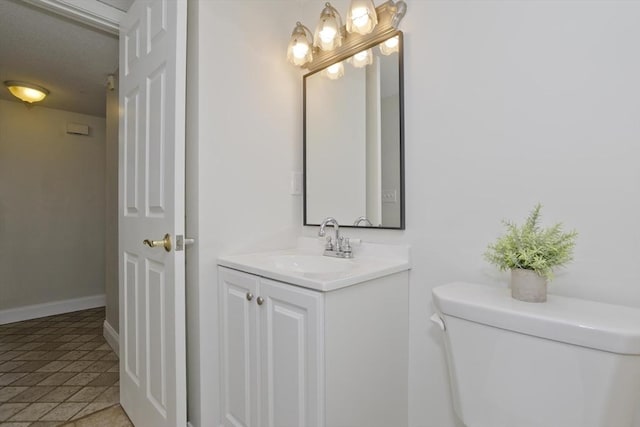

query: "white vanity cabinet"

left=218, top=265, right=409, bottom=427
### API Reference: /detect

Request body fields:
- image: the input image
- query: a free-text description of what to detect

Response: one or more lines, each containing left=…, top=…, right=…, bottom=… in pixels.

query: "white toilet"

left=431, top=282, right=640, bottom=427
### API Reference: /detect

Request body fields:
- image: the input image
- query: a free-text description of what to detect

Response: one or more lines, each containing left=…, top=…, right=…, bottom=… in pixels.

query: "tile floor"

left=0, top=307, right=122, bottom=426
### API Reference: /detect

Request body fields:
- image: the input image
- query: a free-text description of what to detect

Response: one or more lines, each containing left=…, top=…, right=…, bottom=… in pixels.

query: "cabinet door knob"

left=246, top=292, right=253, bottom=301
left=257, top=296, right=264, bottom=305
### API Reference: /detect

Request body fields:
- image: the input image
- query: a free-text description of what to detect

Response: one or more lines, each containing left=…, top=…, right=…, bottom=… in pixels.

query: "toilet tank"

left=432, top=282, right=640, bottom=427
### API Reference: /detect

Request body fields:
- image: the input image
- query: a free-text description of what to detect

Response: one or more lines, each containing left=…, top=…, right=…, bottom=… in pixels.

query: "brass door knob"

left=143, top=233, right=172, bottom=252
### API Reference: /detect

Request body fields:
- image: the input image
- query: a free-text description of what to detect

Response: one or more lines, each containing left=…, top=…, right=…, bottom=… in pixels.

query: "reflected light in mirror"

left=346, top=0, right=378, bottom=35
left=322, top=62, right=345, bottom=80
left=287, top=22, right=313, bottom=66
left=314, top=2, right=343, bottom=51
left=350, top=49, right=373, bottom=68
left=379, top=35, right=399, bottom=55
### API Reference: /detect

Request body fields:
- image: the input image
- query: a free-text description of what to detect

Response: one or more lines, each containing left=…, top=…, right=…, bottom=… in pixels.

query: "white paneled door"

left=118, top=1, right=187, bottom=426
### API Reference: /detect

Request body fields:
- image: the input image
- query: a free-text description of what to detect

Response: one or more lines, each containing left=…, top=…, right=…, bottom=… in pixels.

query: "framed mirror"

left=304, top=31, right=404, bottom=229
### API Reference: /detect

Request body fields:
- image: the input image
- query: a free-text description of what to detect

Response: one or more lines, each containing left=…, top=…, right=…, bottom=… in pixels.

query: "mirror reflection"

left=304, top=32, right=404, bottom=229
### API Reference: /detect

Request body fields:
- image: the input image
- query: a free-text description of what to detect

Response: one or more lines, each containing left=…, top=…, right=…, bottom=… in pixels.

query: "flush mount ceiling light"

left=287, top=0, right=407, bottom=72
left=4, top=81, right=50, bottom=104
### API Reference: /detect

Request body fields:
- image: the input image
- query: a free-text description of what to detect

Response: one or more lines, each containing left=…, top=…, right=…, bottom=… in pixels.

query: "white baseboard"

left=103, top=319, right=120, bottom=357
left=0, top=294, right=106, bottom=325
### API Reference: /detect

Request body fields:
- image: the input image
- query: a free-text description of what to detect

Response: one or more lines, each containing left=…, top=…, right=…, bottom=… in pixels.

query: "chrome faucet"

left=318, top=217, right=352, bottom=258
left=353, top=216, right=373, bottom=227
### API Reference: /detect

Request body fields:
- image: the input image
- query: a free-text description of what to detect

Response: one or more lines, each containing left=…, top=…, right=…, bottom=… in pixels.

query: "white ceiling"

left=0, top=0, right=122, bottom=116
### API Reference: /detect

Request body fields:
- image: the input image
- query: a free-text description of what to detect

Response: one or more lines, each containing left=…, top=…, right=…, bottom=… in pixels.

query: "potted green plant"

left=484, top=203, right=578, bottom=302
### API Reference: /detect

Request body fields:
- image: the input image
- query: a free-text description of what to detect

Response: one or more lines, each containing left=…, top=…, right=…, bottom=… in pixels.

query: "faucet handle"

left=343, top=238, right=353, bottom=258
left=325, top=236, right=334, bottom=250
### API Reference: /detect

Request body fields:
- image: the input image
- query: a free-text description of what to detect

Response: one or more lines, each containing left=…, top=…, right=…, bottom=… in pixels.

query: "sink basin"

left=267, top=254, right=354, bottom=274
left=217, top=238, right=410, bottom=291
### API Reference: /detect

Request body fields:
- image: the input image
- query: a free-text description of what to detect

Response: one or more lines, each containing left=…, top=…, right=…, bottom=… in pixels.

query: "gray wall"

left=105, top=77, right=119, bottom=331
left=0, top=99, right=106, bottom=310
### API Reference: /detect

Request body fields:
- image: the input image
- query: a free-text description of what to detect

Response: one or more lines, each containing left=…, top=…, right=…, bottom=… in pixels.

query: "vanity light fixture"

left=379, top=35, right=400, bottom=55
left=314, top=3, right=344, bottom=51
left=287, top=22, right=314, bottom=66
left=346, top=0, right=378, bottom=35
left=322, top=61, right=345, bottom=80
left=349, top=48, right=373, bottom=68
left=4, top=80, right=49, bottom=104
left=287, top=0, right=407, bottom=72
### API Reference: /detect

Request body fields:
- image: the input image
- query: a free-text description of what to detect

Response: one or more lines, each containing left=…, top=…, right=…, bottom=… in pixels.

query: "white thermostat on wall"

left=66, top=123, right=90, bottom=135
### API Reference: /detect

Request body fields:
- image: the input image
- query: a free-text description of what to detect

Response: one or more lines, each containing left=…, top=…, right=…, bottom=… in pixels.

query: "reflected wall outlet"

left=382, top=189, right=397, bottom=203
left=290, top=172, right=303, bottom=195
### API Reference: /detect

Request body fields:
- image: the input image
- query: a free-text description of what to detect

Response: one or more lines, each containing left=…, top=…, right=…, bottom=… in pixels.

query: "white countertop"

left=217, top=238, right=411, bottom=292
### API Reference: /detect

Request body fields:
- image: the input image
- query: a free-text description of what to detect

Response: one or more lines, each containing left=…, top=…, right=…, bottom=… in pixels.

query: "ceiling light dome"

left=4, top=81, right=50, bottom=103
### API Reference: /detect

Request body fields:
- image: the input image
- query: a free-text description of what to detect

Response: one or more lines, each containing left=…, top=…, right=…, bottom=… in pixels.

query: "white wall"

left=0, top=99, right=106, bottom=311
left=188, top=1, right=640, bottom=426
left=105, top=75, right=119, bottom=331
left=187, top=2, right=301, bottom=425
left=301, top=1, right=640, bottom=426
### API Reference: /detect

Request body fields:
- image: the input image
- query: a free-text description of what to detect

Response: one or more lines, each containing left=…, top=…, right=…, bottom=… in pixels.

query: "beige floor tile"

left=67, top=386, right=107, bottom=403
left=10, top=361, right=49, bottom=373
left=0, top=373, right=27, bottom=386
left=12, top=343, right=44, bottom=352
left=60, top=361, right=93, bottom=373
left=7, top=386, right=54, bottom=403
left=87, top=373, right=118, bottom=387
left=100, top=352, right=118, bottom=361
left=0, top=362, right=24, bottom=373
left=92, top=387, right=119, bottom=405
left=94, top=344, right=112, bottom=352
left=37, top=372, right=76, bottom=386
left=69, top=402, right=113, bottom=420
left=63, top=373, right=100, bottom=387
left=75, top=342, right=103, bottom=352
left=55, top=343, right=83, bottom=351
left=0, top=388, right=28, bottom=403
left=0, top=422, right=31, bottom=426
left=37, top=360, right=72, bottom=373
left=84, top=361, right=117, bottom=373
left=8, top=402, right=57, bottom=421
left=0, top=403, right=29, bottom=421
left=11, top=373, right=51, bottom=387
left=59, top=351, right=89, bottom=361
left=107, top=364, right=119, bottom=373
left=64, top=404, right=132, bottom=426
left=38, top=402, right=87, bottom=422
left=28, top=421, right=61, bottom=426
left=0, top=352, right=24, bottom=362
left=80, top=351, right=108, bottom=361
left=37, top=386, right=82, bottom=403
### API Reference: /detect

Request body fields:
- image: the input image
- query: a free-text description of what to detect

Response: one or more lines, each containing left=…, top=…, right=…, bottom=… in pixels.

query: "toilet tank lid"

left=432, top=282, right=640, bottom=355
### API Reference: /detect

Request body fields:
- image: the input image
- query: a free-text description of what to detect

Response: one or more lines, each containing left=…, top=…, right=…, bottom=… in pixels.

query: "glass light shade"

left=346, top=0, right=378, bottom=35
left=287, top=22, right=313, bottom=67
left=313, top=3, right=343, bottom=51
left=379, top=35, right=400, bottom=55
left=349, top=49, right=373, bottom=68
left=322, top=62, right=345, bottom=80
left=4, top=81, right=49, bottom=103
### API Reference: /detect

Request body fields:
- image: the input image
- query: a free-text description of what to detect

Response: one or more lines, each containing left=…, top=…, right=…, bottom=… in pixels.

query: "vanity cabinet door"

left=258, top=278, right=324, bottom=427
left=219, top=268, right=260, bottom=427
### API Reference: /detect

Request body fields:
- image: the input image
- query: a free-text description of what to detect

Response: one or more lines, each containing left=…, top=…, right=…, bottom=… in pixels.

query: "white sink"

left=217, top=238, right=410, bottom=292
left=267, top=254, right=354, bottom=274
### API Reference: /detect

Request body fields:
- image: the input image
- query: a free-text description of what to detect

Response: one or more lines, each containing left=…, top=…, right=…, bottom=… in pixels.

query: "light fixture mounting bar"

left=304, top=0, right=406, bottom=72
